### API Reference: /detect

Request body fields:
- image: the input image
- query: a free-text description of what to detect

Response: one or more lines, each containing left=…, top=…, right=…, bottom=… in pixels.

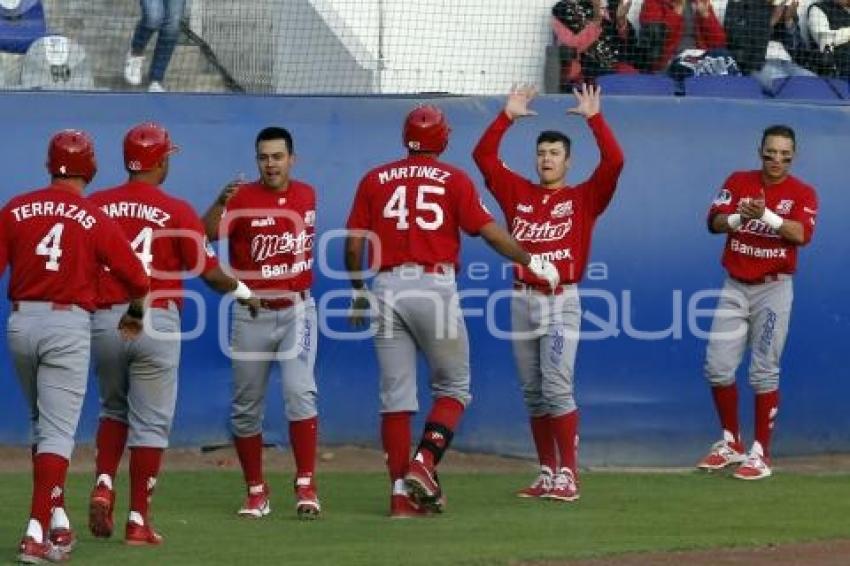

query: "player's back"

left=350, top=155, right=491, bottom=268
left=0, top=184, right=121, bottom=310
left=90, top=181, right=215, bottom=307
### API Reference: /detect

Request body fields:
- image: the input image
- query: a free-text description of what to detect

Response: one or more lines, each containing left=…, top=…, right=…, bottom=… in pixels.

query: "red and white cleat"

left=733, top=447, right=773, bottom=480
left=89, top=482, right=115, bottom=538
left=404, top=459, right=444, bottom=513
left=125, top=516, right=163, bottom=546
left=545, top=467, right=580, bottom=502
left=516, top=466, right=554, bottom=498
left=237, top=482, right=271, bottom=518
left=47, top=527, right=75, bottom=554
left=17, top=536, right=68, bottom=563
left=295, top=477, right=321, bottom=520
left=697, top=434, right=747, bottom=470
left=390, top=493, right=431, bottom=519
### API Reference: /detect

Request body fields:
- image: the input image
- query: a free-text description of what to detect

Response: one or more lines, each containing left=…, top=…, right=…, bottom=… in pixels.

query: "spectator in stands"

left=807, top=0, right=850, bottom=77
left=551, top=0, right=643, bottom=88
left=723, top=0, right=775, bottom=73
left=751, top=0, right=818, bottom=90
left=639, top=0, right=726, bottom=71
left=124, top=0, right=186, bottom=92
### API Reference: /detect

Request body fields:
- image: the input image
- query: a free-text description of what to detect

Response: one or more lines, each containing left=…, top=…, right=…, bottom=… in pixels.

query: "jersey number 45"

left=383, top=184, right=445, bottom=231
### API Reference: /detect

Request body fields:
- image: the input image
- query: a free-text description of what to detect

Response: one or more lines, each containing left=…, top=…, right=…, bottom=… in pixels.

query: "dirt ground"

left=3, top=444, right=850, bottom=475
left=2, top=445, right=848, bottom=565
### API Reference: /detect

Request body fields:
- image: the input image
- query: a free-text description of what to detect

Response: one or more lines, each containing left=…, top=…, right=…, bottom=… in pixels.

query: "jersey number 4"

left=131, top=227, right=154, bottom=275
left=382, top=184, right=445, bottom=231
left=36, top=222, right=65, bottom=271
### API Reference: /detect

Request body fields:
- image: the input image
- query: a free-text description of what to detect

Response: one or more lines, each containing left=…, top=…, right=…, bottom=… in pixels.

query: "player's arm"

left=479, top=222, right=531, bottom=266
left=344, top=232, right=368, bottom=291
left=178, top=204, right=259, bottom=313
left=344, top=232, right=371, bottom=327
left=202, top=180, right=239, bottom=241
left=570, top=84, right=625, bottom=216
left=96, top=218, right=149, bottom=300
left=737, top=189, right=812, bottom=245
left=709, top=213, right=742, bottom=234
left=472, top=85, right=536, bottom=210
left=480, top=222, right=560, bottom=288
left=707, top=177, right=742, bottom=234
left=96, top=217, right=150, bottom=339
left=344, top=181, right=374, bottom=326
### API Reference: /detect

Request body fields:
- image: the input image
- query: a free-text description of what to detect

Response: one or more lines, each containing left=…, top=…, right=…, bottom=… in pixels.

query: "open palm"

left=567, top=83, right=601, bottom=118
left=504, top=84, right=539, bottom=120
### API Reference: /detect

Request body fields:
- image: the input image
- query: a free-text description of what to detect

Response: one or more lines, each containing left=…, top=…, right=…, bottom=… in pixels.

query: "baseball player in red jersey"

left=86, top=123, right=258, bottom=546
left=203, top=127, right=322, bottom=520
left=0, top=130, right=149, bottom=563
left=473, top=84, right=624, bottom=502
left=344, top=105, right=559, bottom=518
left=697, top=125, right=818, bottom=480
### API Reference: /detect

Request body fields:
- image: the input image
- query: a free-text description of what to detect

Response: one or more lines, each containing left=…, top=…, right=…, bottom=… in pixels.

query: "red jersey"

left=346, top=155, right=494, bottom=269
left=222, top=180, right=315, bottom=293
left=89, top=181, right=219, bottom=308
left=0, top=183, right=149, bottom=311
left=473, top=112, right=624, bottom=286
left=707, top=170, right=818, bottom=282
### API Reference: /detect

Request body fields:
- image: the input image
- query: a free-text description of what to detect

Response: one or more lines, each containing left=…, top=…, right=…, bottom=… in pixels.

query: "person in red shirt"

left=0, top=130, right=149, bottom=563
left=697, top=124, right=817, bottom=480
left=639, top=0, right=727, bottom=71
left=473, top=83, right=624, bottom=502
left=86, top=122, right=257, bottom=546
left=344, top=105, right=558, bottom=517
left=203, top=127, right=322, bottom=520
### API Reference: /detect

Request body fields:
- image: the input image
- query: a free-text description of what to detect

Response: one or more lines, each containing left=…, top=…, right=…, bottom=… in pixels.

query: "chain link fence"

left=0, top=0, right=846, bottom=95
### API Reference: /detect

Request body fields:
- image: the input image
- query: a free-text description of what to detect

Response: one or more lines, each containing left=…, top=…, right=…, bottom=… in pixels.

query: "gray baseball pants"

left=7, top=302, right=92, bottom=459
left=92, top=304, right=181, bottom=448
left=230, top=299, right=318, bottom=436
left=371, top=267, right=471, bottom=413
left=705, top=276, right=793, bottom=393
left=511, top=285, right=582, bottom=416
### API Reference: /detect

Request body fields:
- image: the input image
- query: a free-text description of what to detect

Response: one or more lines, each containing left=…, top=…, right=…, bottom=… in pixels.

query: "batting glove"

left=527, top=255, right=560, bottom=290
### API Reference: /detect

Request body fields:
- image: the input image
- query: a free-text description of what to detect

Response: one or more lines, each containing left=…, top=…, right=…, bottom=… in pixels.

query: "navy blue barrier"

left=0, top=92, right=848, bottom=466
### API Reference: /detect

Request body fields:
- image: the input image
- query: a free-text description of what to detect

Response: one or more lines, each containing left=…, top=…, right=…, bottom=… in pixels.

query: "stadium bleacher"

left=0, top=0, right=843, bottom=101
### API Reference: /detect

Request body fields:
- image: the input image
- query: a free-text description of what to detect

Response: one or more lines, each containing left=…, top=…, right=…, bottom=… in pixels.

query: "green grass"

left=1, top=471, right=849, bottom=565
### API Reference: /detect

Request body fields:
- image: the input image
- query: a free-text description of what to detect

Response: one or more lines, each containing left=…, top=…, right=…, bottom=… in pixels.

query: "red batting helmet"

left=403, top=105, right=450, bottom=153
left=47, top=129, right=97, bottom=183
left=124, top=122, right=179, bottom=172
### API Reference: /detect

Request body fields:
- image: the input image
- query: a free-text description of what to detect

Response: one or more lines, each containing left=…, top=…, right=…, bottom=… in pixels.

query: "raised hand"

left=504, top=83, right=539, bottom=121
left=567, top=83, right=601, bottom=118
left=216, top=176, right=243, bottom=207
